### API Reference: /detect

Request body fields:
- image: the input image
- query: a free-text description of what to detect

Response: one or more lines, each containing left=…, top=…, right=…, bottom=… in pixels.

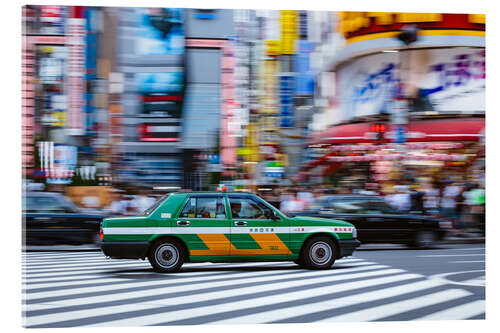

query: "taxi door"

left=175, top=194, right=231, bottom=257
left=228, top=194, right=291, bottom=258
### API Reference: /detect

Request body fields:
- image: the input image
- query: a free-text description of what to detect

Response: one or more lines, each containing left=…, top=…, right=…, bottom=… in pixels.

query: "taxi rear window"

left=141, top=194, right=170, bottom=216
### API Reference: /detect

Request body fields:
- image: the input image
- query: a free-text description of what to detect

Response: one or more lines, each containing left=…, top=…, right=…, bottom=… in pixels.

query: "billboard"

left=280, top=10, right=297, bottom=55
left=39, top=5, right=66, bottom=35
left=280, top=74, right=295, bottom=127
left=294, top=40, right=315, bottom=96
left=339, top=12, right=485, bottom=42
left=136, top=8, right=184, bottom=55
left=37, top=45, right=65, bottom=84
left=337, top=47, right=485, bottom=122
left=135, top=72, right=184, bottom=118
left=66, top=15, right=86, bottom=135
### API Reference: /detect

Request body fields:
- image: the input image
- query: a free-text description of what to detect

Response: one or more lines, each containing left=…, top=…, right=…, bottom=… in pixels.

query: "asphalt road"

left=22, top=243, right=485, bottom=327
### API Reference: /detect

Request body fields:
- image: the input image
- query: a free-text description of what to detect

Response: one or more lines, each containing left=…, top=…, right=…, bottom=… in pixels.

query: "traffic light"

left=371, top=123, right=387, bottom=141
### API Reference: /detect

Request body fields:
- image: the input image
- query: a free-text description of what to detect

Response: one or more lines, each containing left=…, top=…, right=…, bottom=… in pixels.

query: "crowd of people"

left=260, top=180, right=485, bottom=234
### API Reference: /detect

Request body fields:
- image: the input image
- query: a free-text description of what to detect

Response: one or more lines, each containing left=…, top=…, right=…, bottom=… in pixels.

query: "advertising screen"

left=135, top=72, right=184, bottom=118
left=136, top=8, right=184, bottom=55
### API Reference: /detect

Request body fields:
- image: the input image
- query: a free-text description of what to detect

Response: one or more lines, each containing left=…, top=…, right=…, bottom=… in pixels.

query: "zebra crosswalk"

left=22, top=251, right=485, bottom=327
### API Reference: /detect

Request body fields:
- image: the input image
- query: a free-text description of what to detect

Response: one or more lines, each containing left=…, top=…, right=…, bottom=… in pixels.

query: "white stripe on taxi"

left=102, top=226, right=354, bottom=235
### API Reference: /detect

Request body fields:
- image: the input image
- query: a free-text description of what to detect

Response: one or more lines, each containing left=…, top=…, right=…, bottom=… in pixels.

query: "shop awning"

left=309, top=117, right=485, bottom=145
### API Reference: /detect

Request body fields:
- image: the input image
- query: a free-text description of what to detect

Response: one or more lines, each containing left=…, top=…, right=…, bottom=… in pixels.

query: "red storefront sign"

left=309, top=118, right=484, bottom=145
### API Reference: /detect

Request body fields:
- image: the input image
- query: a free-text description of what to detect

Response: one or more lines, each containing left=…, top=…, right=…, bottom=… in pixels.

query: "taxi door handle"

left=177, top=220, right=190, bottom=226
left=234, top=221, right=247, bottom=226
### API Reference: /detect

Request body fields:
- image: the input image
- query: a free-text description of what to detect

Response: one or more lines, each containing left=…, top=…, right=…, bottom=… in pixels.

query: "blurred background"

left=21, top=6, right=485, bottom=237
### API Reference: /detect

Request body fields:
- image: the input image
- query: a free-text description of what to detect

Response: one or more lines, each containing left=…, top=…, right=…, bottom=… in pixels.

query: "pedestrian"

left=441, top=181, right=461, bottom=228
left=391, top=185, right=411, bottom=212
left=468, top=184, right=485, bottom=234
left=423, top=182, right=440, bottom=216
left=104, top=189, right=126, bottom=215
left=280, top=190, right=294, bottom=212
left=133, top=189, right=156, bottom=214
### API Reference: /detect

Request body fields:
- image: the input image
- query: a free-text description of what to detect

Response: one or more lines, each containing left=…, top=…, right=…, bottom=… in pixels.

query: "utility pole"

left=392, top=25, right=418, bottom=180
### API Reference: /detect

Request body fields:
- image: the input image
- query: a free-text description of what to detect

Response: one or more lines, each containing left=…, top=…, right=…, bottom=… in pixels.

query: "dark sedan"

left=292, top=195, right=450, bottom=248
left=22, top=192, right=108, bottom=245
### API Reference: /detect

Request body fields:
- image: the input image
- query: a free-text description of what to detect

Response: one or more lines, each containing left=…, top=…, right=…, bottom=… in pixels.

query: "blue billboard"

left=280, top=75, right=295, bottom=128
left=294, top=40, right=315, bottom=96
left=135, top=72, right=184, bottom=93
left=136, top=8, right=184, bottom=55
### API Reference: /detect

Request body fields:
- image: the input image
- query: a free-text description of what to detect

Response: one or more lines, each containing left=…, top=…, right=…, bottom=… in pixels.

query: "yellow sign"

left=280, top=10, right=297, bottom=54
left=52, top=111, right=66, bottom=127
left=469, top=14, right=485, bottom=24
left=266, top=40, right=281, bottom=56
left=339, top=12, right=484, bottom=40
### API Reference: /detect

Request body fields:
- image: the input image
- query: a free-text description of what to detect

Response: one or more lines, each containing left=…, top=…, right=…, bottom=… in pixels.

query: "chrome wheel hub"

left=310, top=242, right=332, bottom=264
left=155, top=244, right=179, bottom=268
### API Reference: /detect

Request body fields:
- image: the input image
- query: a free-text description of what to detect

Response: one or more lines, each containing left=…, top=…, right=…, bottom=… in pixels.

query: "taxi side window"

left=179, top=197, right=196, bottom=218
left=230, top=197, right=273, bottom=220
left=179, top=197, right=226, bottom=219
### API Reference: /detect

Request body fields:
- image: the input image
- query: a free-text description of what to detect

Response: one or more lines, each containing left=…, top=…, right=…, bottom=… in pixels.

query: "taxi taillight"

left=99, top=227, right=104, bottom=240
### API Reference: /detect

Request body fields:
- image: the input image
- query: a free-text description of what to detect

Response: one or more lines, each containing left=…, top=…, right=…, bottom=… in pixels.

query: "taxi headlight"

left=352, top=227, right=357, bottom=239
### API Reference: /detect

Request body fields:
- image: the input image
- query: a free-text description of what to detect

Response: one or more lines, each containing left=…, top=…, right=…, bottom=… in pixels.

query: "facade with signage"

left=116, top=7, right=186, bottom=186
left=23, top=5, right=102, bottom=179
left=313, top=12, right=485, bottom=129
left=304, top=11, right=485, bottom=185
left=333, top=47, right=485, bottom=123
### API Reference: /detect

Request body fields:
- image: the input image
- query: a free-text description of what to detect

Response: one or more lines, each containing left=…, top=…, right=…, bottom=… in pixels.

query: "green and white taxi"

left=100, top=192, right=360, bottom=272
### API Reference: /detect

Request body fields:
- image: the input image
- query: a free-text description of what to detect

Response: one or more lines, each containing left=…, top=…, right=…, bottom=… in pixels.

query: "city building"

left=302, top=12, right=485, bottom=190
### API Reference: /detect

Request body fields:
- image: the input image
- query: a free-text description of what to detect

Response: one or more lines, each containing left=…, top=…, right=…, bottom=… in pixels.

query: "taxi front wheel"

left=301, top=236, right=337, bottom=269
left=148, top=239, right=185, bottom=273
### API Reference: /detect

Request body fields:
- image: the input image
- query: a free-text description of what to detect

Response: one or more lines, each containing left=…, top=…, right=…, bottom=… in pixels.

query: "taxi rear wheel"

left=148, top=239, right=184, bottom=273
left=301, top=236, right=337, bottom=269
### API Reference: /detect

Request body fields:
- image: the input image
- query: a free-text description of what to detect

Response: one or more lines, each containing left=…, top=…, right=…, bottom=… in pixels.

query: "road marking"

left=27, top=267, right=403, bottom=327
left=22, top=261, right=297, bottom=278
left=417, top=254, right=484, bottom=257
left=23, top=261, right=150, bottom=272
left=461, top=276, right=485, bottom=287
left=88, top=271, right=416, bottom=327
left=428, top=270, right=486, bottom=287
left=25, top=265, right=313, bottom=300
left=210, top=279, right=444, bottom=324
left=416, top=300, right=485, bottom=320
left=22, top=260, right=296, bottom=274
left=25, top=264, right=388, bottom=309
left=449, top=261, right=485, bottom=263
left=22, top=270, right=234, bottom=291
left=318, top=289, right=472, bottom=322
left=23, top=253, right=106, bottom=261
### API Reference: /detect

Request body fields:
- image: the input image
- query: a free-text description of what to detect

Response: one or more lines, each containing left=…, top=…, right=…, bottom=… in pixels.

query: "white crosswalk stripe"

left=22, top=251, right=485, bottom=327
left=416, top=300, right=486, bottom=320
left=209, top=279, right=445, bottom=324
left=318, top=289, right=472, bottom=322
